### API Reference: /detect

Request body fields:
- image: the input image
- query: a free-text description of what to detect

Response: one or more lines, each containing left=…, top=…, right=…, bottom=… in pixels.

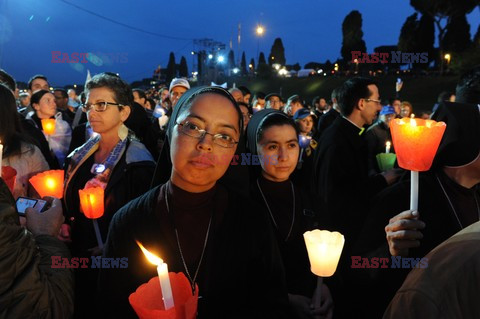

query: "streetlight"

left=255, top=24, right=265, bottom=63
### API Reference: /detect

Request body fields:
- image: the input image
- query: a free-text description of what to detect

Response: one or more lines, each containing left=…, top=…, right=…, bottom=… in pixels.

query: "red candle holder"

left=129, top=272, right=199, bottom=319
left=390, top=117, right=446, bottom=171
left=29, top=170, right=64, bottom=199
left=79, top=187, right=104, bottom=219
left=2, top=166, right=17, bottom=194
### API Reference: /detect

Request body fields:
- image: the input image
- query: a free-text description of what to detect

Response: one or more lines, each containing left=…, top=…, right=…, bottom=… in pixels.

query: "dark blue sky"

left=1, top=0, right=479, bottom=86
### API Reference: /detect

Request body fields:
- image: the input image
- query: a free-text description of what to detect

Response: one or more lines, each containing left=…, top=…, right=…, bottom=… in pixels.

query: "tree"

left=341, top=10, right=367, bottom=63
left=443, top=14, right=472, bottom=53
left=227, top=50, right=235, bottom=70
left=474, top=25, right=480, bottom=48
left=166, top=52, right=176, bottom=83
left=240, top=52, right=247, bottom=75
left=292, top=63, right=301, bottom=71
left=257, top=52, right=270, bottom=78
left=416, top=14, right=435, bottom=68
left=179, top=56, right=188, bottom=77
left=410, top=0, right=478, bottom=73
left=398, top=13, right=435, bottom=69
left=249, top=58, right=255, bottom=72
left=398, top=13, right=419, bottom=53
left=268, top=38, right=286, bottom=66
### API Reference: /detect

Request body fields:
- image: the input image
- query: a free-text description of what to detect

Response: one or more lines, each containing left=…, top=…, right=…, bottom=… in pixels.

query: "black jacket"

left=99, top=183, right=290, bottom=319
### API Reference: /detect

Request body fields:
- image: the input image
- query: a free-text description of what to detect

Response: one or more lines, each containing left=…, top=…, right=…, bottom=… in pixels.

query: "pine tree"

left=179, top=56, right=188, bottom=77
left=268, top=38, right=286, bottom=66
left=341, top=10, right=367, bottom=63
left=240, top=52, right=247, bottom=75
left=166, top=52, right=176, bottom=83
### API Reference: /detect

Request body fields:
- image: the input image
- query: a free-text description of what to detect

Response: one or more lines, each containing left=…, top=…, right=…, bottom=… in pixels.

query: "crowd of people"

left=0, top=65, right=479, bottom=318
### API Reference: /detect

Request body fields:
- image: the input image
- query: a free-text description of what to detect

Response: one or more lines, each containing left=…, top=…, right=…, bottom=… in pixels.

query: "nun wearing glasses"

left=99, top=86, right=289, bottom=318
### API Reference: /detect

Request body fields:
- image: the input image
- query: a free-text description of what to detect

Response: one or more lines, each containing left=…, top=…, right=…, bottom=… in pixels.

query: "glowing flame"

left=410, top=117, right=417, bottom=127
left=137, top=241, right=163, bottom=266
left=386, top=141, right=391, bottom=148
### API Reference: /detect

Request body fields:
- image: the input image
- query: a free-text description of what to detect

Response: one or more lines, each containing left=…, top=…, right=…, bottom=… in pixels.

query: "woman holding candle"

left=62, top=73, right=156, bottom=317
left=0, top=84, right=49, bottom=198
left=99, top=86, right=289, bottom=318
left=246, top=109, right=333, bottom=319
left=26, top=89, right=72, bottom=167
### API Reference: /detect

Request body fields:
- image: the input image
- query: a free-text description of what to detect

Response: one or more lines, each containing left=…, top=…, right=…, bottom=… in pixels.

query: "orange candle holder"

left=29, top=170, right=64, bottom=198
left=41, top=119, right=56, bottom=135
left=79, top=187, right=105, bottom=219
left=390, top=117, right=446, bottom=171
left=129, top=272, right=199, bottom=319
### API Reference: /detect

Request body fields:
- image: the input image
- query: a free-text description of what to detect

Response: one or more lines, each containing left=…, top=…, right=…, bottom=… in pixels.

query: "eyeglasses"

left=364, top=98, right=382, bottom=105
left=81, top=101, right=124, bottom=112
left=176, top=121, right=238, bottom=148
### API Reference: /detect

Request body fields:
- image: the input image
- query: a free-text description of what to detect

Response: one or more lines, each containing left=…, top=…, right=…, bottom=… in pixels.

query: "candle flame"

left=46, top=177, right=56, bottom=189
left=136, top=241, right=163, bottom=266
left=410, top=117, right=417, bottom=127
left=410, top=113, right=415, bottom=119
left=386, top=141, right=391, bottom=147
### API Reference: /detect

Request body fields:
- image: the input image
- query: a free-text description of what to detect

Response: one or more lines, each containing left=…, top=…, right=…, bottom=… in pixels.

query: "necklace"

left=436, top=173, right=480, bottom=230
left=256, top=178, right=295, bottom=242
left=165, top=186, right=212, bottom=294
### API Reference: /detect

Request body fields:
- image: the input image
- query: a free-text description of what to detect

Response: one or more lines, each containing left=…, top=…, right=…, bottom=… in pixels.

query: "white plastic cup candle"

left=385, top=141, right=391, bottom=154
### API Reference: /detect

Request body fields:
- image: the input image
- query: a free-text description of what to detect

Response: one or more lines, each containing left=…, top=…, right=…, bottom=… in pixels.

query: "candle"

left=304, top=229, right=345, bottom=316
left=79, top=187, right=105, bottom=248
left=41, top=119, right=56, bottom=135
left=390, top=117, right=446, bottom=211
left=79, top=187, right=104, bottom=219
left=385, top=141, right=391, bottom=154
left=252, top=106, right=261, bottom=114
left=29, top=170, right=64, bottom=198
left=0, top=140, right=3, bottom=178
left=137, top=241, right=175, bottom=310
left=298, top=135, right=311, bottom=149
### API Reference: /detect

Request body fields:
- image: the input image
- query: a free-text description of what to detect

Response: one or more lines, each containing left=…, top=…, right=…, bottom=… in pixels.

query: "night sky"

left=1, top=0, right=479, bottom=86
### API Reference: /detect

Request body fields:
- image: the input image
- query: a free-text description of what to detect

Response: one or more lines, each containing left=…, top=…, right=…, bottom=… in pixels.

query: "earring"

left=118, top=123, right=129, bottom=141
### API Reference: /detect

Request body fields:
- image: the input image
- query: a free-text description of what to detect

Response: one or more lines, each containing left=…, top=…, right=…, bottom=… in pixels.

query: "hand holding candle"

left=137, top=241, right=174, bottom=310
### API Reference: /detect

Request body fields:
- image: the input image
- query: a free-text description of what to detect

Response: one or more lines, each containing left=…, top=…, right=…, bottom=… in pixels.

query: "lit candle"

left=29, top=170, right=64, bottom=198
left=390, top=117, right=446, bottom=211
left=385, top=141, right=391, bottom=154
left=304, top=229, right=345, bottom=314
left=252, top=105, right=261, bottom=114
left=79, top=187, right=105, bottom=248
left=0, top=140, right=3, bottom=178
left=41, top=119, right=56, bottom=135
left=298, top=135, right=311, bottom=149
left=137, top=241, right=175, bottom=310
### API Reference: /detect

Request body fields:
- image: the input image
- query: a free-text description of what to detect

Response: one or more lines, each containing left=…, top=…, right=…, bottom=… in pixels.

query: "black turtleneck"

left=155, top=181, right=227, bottom=292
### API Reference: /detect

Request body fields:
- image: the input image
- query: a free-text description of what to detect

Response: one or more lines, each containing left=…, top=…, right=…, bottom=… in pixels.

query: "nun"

left=246, top=109, right=333, bottom=319
left=98, top=87, right=289, bottom=318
